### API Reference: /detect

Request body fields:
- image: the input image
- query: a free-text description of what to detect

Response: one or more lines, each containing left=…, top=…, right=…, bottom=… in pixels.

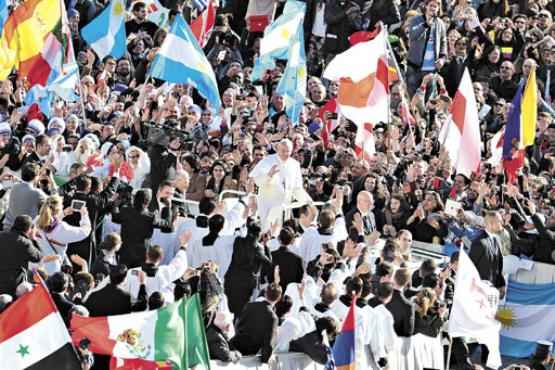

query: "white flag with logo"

left=448, top=250, right=502, bottom=369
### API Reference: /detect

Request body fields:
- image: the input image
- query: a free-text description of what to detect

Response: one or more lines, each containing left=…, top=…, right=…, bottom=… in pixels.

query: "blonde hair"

left=37, top=195, right=64, bottom=231
left=415, top=288, right=437, bottom=317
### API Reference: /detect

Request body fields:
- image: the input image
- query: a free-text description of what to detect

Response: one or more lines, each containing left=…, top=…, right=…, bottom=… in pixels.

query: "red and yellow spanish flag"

left=0, top=0, right=61, bottom=80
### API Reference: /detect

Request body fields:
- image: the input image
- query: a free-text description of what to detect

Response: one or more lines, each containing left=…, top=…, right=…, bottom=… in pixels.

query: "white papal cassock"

left=249, top=153, right=311, bottom=232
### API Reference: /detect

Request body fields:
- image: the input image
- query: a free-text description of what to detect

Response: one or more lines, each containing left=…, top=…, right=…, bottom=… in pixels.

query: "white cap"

left=47, top=117, right=66, bottom=135
left=0, top=121, right=11, bottom=135
left=21, top=134, right=36, bottom=144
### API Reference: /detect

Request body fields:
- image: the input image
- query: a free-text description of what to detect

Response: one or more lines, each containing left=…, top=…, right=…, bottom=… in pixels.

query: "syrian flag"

left=323, top=26, right=389, bottom=161
left=191, top=0, right=216, bottom=48
left=438, top=68, right=481, bottom=177
left=71, top=294, right=210, bottom=370
left=0, top=283, right=81, bottom=370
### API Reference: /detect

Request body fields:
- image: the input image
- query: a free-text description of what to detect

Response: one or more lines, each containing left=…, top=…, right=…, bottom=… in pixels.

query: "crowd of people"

left=0, top=0, right=554, bottom=369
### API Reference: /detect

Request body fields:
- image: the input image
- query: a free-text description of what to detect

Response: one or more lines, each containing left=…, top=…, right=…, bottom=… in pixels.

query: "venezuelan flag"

left=332, top=297, right=356, bottom=370
left=502, top=68, right=537, bottom=182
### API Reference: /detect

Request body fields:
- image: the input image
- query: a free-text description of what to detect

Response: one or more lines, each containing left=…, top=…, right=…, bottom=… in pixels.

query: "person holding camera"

left=34, top=195, right=92, bottom=276
left=63, top=174, right=120, bottom=269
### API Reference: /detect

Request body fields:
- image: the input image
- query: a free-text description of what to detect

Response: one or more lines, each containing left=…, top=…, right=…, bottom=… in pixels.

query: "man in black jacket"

left=269, top=228, right=304, bottom=292
left=84, top=264, right=146, bottom=316
left=386, top=268, right=415, bottom=337
left=48, top=272, right=76, bottom=327
left=84, top=264, right=146, bottom=370
left=230, top=283, right=282, bottom=364
left=469, top=211, right=506, bottom=295
left=0, top=215, right=43, bottom=296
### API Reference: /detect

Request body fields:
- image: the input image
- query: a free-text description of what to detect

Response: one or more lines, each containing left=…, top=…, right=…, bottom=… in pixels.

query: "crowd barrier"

left=210, top=352, right=324, bottom=370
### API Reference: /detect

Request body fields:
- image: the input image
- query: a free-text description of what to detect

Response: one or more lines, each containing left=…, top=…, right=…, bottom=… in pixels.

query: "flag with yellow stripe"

left=521, top=67, right=537, bottom=147
left=0, top=0, right=61, bottom=80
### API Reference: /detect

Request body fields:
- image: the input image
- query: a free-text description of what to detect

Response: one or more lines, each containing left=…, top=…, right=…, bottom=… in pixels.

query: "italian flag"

left=0, top=283, right=81, bottom=370
left=71, top=294, right=210, bottom=370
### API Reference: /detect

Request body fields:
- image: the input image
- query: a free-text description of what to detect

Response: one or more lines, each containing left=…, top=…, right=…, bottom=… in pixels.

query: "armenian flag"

left=332, top=297, right=356, bottom=370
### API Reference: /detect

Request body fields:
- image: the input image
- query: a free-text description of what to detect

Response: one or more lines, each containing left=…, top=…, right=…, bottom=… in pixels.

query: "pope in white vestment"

left=249, top=139, right=311, bottom=232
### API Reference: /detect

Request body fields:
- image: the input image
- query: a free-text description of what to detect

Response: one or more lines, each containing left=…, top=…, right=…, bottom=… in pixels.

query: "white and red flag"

left=323, top=27, right=389, bottom=161
left=439, top=68, right=481, bottom=177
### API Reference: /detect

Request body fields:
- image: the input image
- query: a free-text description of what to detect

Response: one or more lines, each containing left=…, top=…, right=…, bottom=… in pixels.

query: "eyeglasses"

left=129, top=155, right=140, bottom=159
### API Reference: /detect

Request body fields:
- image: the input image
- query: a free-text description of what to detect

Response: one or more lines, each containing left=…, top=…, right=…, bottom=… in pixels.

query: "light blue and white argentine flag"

left=251, top=0, right=306, bottom=81
left=148, top=14, right=221, bottom=109
left=276, top=27, right=306, bottom=125
left=81, top=0, right=127, bottom=60
left=500, top=280, right=555, bottom=358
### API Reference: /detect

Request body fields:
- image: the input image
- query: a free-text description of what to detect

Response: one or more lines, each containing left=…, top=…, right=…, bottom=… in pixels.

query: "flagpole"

left=384, top=28, right=417, bottom=147
left=445, top=335, right=453, bottom=370
left=59, top=0, right=88, bottom=126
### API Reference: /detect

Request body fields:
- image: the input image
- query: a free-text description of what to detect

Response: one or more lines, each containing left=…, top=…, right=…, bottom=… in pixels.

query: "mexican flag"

left=71, top=294, right=210, bottom=370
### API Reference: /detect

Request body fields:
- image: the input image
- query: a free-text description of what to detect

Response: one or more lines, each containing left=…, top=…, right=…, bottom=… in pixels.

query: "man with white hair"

left=249, top=139, right=311, bottom=232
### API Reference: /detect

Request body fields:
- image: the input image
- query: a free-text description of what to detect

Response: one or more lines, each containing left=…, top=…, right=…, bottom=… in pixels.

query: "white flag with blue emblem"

left=148, top=14, right=221, bottom=109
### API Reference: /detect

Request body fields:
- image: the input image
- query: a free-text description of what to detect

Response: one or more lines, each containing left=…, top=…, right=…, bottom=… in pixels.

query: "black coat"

left=386, top=289, right=415, bottom=337
left=224, top=236, right=272, bottom=316
left=230, top=300, right=278, bottom=363
left=90, top=251, right=119, bottom=280
left=269, top=247, right=304, bottom=292
left=0, top=230, right=42, bottom=296
left=111, top=206, right=173, bottom=268
left=469, top=231, right=505, bottom=288
left=146, top=144, right=177, bottom=193
left=289, top=331, right=332, bottom=365
left=84, top=283, right=133, bottom=317
left=52, top=292, right=75, bottom=327
left=323, top=0, right=361, bottom=56
left=206, top=324, right=241, bottom=363
left=414, top=310, right=445, bottom=338
left=530, top=214, right=555, bottom=264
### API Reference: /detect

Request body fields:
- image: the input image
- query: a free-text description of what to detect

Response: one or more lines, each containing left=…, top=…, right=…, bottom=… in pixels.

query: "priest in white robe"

left=249, top=139, right=311, bottom=232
